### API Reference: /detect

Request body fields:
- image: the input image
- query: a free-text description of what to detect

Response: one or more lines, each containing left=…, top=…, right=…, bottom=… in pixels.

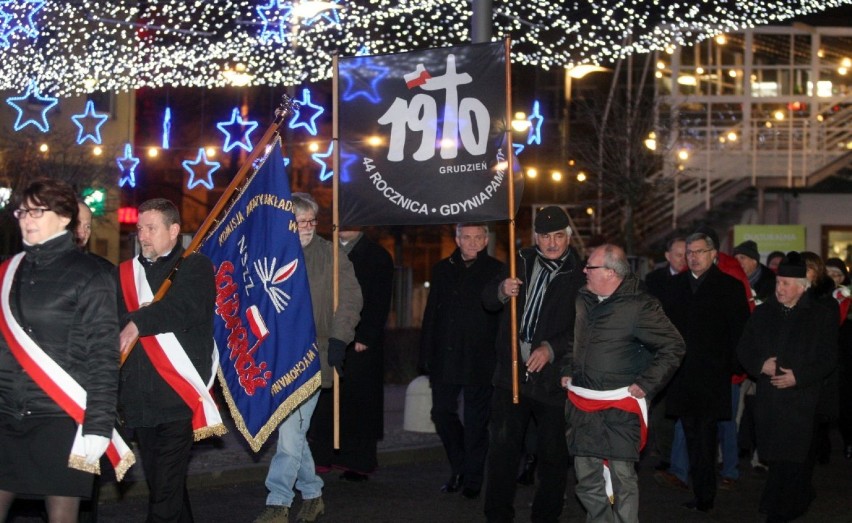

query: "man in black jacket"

left=118, top=198, right=218, bottom=522
left=483, top=206, right=586, bottom=523
left=563, top=244, right=684, bottom=522
left=420, top=223, right=505, bottom=499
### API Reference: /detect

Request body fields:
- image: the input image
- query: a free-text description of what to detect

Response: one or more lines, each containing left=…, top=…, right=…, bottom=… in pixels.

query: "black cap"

left=777, top=251, right=807, bottom=278
left=733, top=240, right=760, bottom=262
left=534, top=206, right=570, bottom=234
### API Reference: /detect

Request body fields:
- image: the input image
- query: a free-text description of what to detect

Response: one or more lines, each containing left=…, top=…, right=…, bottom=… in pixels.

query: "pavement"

left=6, top=384, right=852, bottom=522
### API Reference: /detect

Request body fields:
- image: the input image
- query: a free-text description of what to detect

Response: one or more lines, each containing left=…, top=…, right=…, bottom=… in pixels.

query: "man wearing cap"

left=737, top=252, right=837, bottom=522
left=482, top=205, right=585, bottom=523
left=734, top=240, right=776, bottom=305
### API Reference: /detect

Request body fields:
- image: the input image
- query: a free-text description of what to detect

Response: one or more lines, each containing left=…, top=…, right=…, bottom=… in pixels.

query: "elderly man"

left=644, top=235, right=686, bottom=304
left=420, top=223, right=505, bottom=498
left=563, top=244, right=684, bottom=522
left=737, top=252, right=837, bottom=522
left=663, top=232, right=750, bottom=514
left=258, top=193, right=362, bottom=523
left=483, top=206, right=585, bottom=523
left=733, top=240, right=776, bottom=305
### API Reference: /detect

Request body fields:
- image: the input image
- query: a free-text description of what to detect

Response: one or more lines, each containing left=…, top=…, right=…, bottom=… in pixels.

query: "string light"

left=526, top=100, right=543, bottom=145
left=0, top=1, right=844, bottom=95
left=217, top=107, right=259, bottom=152
left=116, top=143, right=140, bottom=188
left=289, top=88, right=324, bottom=136
left=5, top=80, right=58, bottom=132
left=311, top=141, right=334, bottom=181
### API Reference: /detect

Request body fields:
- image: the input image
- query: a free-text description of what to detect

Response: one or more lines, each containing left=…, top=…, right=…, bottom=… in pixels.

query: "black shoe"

left=654, top=460, right=671, bottom=472
left=441, top=473, right=463, bottom=493
left=340, top=470, right=369, bottom=482
left=461, top=487, right=480, bottom=499
left=516, top=454, right=537, bottom=485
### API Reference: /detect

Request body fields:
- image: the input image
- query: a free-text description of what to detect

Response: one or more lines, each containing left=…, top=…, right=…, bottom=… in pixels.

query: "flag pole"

left=504, top=38, right=520, bottom=404
left=120, top=95, right=295, bottom=366
left=332, top=54, right=342, bottom=450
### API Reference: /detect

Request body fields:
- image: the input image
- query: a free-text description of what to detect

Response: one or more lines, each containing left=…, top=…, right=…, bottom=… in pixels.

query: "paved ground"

left=6, top=385, right=852, bottom=522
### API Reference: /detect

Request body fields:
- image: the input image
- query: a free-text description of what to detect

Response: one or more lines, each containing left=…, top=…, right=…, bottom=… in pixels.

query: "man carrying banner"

left=118, top=198, right=222, bottom=522
left=563, top=244, right=684, bottom=522
left=257, top=192, right=362, bottom=523
left=482, top=206, right=585, bottom=523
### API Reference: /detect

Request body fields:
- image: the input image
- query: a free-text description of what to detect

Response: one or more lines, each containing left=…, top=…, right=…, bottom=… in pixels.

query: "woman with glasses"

left=0, top=178, right=120, bottom=522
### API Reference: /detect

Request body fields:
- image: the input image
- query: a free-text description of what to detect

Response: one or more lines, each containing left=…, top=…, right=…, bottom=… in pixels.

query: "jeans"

left=668, top=420, right=689, bottom=484
left=265, top=391, right=324, bottom=507
left=717, top=383, right=741, bottom=480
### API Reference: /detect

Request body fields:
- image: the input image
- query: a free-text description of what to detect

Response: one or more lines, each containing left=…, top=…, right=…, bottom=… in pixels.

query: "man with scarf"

left=562, top=244, right=684, bottom=522
left=483, top=206, right=586, bottom=523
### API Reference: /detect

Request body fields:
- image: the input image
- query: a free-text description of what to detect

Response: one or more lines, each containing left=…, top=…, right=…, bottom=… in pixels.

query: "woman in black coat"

left=737, top=254, right=837, bottom=522
left=0, top=179, right=119, bottom=522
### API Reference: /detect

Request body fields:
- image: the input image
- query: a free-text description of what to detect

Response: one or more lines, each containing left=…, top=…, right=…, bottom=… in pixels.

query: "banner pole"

left=120, top=96, right=294, bottom=366
left=503, top=38, right=520, bottom=405
left=332, top=54, right=342, bottom=450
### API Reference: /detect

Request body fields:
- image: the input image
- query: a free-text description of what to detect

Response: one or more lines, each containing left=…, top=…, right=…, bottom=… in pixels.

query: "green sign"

left=733, top=225, right=806, bottom=255
left=81, top=187, right=106, bottom=217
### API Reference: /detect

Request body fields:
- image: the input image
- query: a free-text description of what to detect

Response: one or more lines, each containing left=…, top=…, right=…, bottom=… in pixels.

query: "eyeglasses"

left=584, top=265, right=606, bottom=271
left=296, top=218, right=317, bottom=228
left=686, top=248, right=714, bottom=256
left=13, top=207, right=51, bottom=219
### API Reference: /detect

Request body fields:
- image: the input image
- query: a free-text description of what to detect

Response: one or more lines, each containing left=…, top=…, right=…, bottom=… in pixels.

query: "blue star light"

left=5, top=81, right=58, bottom=133
left=526, top=100, right=544, bottom=145
left=116, top=143, right=140, bottom=188
left=289, top=88, right=324, bottom=136
left=339, top=149, right=358, bottom=182
left=217, top=107, right=259, bottom=153
left=71, top=100, right=108, bottom=144
left=311, top=142, right=334, bottom=181
left=0, top=0, right=44, bottom=46
left=341, top=54, right=389, bottom=104
left=513, top=142, right=525, bottom=157
left=182, top=148, right=220, bottom=190
left=256, top=0, right=292, bottom=44
left=162, top=107, right=171, bottom=149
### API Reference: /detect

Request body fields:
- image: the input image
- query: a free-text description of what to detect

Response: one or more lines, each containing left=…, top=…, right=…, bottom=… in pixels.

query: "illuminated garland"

left=5, top=80, right=57, bottom=132
left=116, top=143, right=140, bottom=188
left=182, top=147, right=221, bottom=190
left=0, top=0, right=847, bottom=95
left=71, top=100, right=109, bottom=144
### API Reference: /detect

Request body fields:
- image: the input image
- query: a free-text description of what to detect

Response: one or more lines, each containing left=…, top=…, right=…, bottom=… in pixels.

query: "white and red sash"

left=0, top=254, right=135, bottom=480
left=119, top=258, right=225, bottom=440
left=568, top=383, right=649, bottom=505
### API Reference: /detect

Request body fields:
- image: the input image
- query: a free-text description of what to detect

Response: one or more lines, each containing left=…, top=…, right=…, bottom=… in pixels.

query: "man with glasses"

left=563, top=244, right=684, bottom=522
left=483, top=206, right=585, bottom=523
left=420, top=223, right=505, bottom=498
left=257, top=192, right=362, bottom=523
left=662, top=232, right=750, bottom=515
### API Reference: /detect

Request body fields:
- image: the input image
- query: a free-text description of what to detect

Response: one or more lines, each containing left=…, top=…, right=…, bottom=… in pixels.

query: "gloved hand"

left=327, top=338, right=347, bottom=377
left=83, top=434, right=110, bottom=465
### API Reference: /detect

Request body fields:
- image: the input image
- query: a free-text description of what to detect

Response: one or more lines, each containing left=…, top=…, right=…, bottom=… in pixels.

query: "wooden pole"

left=120, top=96, right=295, bottom=366
left=504, top=38, right=520, bottom=404
left=332, top=54, right=342, bottom=450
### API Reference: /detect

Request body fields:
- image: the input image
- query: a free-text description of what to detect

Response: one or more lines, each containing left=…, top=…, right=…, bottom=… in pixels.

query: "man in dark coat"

left=328, top=228, right=394, bottom=480
left=118, top=198, right=218, bottom=522
left=663, top=232, right=750, bottom=514
left=420, top=223, right=504, bottom=499
left=483, top=206, right=585, bottom=523
left=644, top=235, right=686, bottom=305
left=564, top=244, right=684, bottom=522
left=733, top=240, right=776, bottom=305
left=737, top=252, right=837, bottom=522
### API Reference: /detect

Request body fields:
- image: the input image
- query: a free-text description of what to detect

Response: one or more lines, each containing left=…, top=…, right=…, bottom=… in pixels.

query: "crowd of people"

left=0, top=182, right=849, bottom=523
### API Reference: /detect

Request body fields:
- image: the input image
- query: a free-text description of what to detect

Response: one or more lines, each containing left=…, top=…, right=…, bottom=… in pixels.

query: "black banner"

left=338, top=41, right=523, bottom=226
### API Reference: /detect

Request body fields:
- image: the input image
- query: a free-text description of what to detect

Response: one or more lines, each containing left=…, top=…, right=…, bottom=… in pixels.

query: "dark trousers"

left=484, top=389, right=568, bottom=523
left=309, top=388, right=379, bottom=474
left=430, top=381, right=492, bottom=490
left=760, top=460, right=816, bottom=521
left=135, top=419, right=195, bottom=523
left=681, top=415, right=718, bottom=510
